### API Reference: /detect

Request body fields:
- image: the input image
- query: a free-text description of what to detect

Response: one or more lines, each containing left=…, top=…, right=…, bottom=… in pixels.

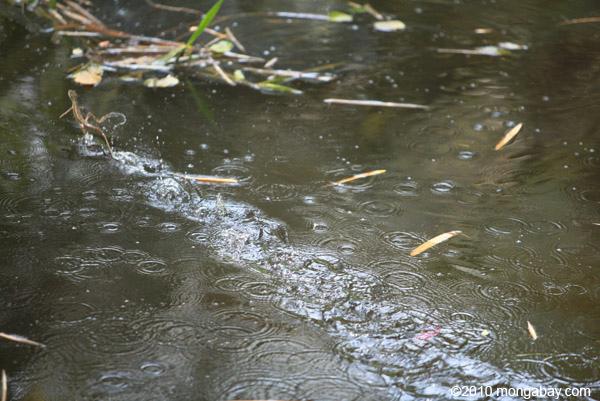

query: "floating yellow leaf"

left=374, top=20, right=406, bottom=32
left=495, top=123, right=523, bottom=150
left=0, top=332, right=45, bottom=347
left=410, top=230, right=462, bottom=256
left=71, top=64, right=102, bottom=86
left=209, top=40, right=234, bottom=53
left=333, top=169, right=386, bottom=185
left=144, top=74, right=180, bottom=88
left=481, top=329, right=490, bottom=337
left=527, top=320, right=538, bottom=340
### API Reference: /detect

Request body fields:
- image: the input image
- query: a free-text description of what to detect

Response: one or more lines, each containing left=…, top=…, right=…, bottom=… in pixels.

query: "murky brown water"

left=1, top=0, right=599, bottom=400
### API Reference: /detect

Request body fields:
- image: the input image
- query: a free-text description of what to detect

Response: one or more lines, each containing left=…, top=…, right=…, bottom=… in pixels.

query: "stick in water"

left=333, top=169, right=386, bottom=185
left=410, top=230, right=462, bottom=256
left=324, top=98, right=429, bottom=110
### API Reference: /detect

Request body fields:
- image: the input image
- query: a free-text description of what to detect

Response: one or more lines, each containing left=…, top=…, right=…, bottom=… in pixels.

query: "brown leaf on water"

left=333, top=169, right=386, bottom=185
left=495, top=122, right=523, bottom=150
left=71, top=64, right=103, bottom=86
left=0, top=332, right=46, bottom=348
left=527, top=320, right=538, bottom=340
left=410, top=230, right=462, bottom=256
left=1, top=370, right=6, bottom=401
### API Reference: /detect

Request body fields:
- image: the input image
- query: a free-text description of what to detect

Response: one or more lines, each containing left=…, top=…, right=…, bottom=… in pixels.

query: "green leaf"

left=328, top=11, right=353, bottom=22
left=186, top=0, right=224, bottom=47
left=209, top=40, right=233, bottom=53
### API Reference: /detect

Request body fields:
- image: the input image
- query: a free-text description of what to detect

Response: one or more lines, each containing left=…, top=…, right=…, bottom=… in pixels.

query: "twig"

left=324, top=98, right=429, bottom=110
left=244, top=67, right=335, bottom=82
left=212, top=62, right=236, bottom=86
left=225, top=27, right=245, bottom=52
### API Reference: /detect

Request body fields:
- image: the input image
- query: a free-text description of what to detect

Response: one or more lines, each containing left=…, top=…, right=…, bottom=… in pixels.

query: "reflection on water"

left=1, top=0, right=599, bottom=400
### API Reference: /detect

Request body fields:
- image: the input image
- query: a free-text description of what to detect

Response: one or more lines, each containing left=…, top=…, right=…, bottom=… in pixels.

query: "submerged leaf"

left=71, top=64, right=102, bottom=86
left=527, top=321, right=538, bottom=340
left=144, top=74, right=180, bottom=88
left=328, top=10, right=353, bottom=22
left=495, top=122, right=523, bottom=150
left=209, top=40, right=234, bottom=53
left=0, top=332, right=45, bottom=347
left=333, top=169, right=386, bottom=185
left=374, top=20, right=406, bottom=32
left=410, top=230, right=462, bottom=256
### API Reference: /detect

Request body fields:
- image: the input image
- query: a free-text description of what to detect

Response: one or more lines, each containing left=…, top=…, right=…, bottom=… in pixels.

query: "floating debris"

left=527, top=321, right=538, bottom=341
left=374, top=20, right=406, bottom=32
left=481, top=329, right=490, bottom=337
left=324, top=98, right=429, bottom=110
left=16, top=0, right=336, bottom=93
left=0, top=332, right=45, bottom=348
left=410, top=230, right=462, bottom=256
left=333, top=169, right=386, bottom=185
left=70, top=63, right=103, bottom=86
left=144, top=74, right=180, bottom=88
left=495, top=122, right=523, bottom=150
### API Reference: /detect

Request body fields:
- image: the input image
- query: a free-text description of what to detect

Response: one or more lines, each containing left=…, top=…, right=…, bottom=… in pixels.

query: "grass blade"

left=186, top=0, right=224, bottom=47
left=410, top=230, right=462, bottom=256
left=495, top=122, right=523, bottom=150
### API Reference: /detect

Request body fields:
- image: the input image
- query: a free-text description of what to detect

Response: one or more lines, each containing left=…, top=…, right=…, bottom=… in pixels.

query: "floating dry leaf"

left=410, top=230, right=462, bottom=256
left=328, top=10, right=353, bottom=22
left=144, top=74, right=180, bottom=88
left=233, top=69, right=245, bottom=82
left=333, top=169, right=386, bottom=185
left=0, top=332, right=45, bottom=347
left=527, top=320, right=538, bottom=340
left=495, top=122, right=523, bottom=150
left=374, top=20, right=406, bottom=32
left=1, top=370, right=6, bottom=401
left=71, top=63, right=103, bottom=86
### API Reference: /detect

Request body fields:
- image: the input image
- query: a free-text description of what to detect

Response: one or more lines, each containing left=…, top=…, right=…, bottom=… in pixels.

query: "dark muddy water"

left=1, top=0, right=599, bottom=400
